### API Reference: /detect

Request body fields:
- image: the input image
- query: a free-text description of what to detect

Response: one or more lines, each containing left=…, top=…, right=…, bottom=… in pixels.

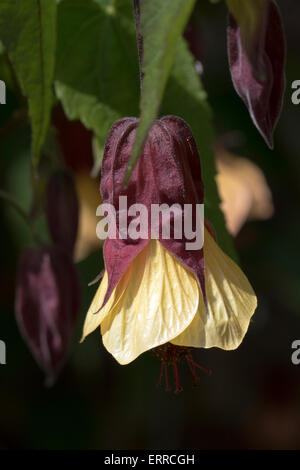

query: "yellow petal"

left=74, top=171, right=103, bottom=262
left=216, top=150, right=274, bottom=236
left=171, top=227, right=257, bottom=350
left=81, top=270, right=129, bottom=342
left=101, top=240, right=199, bottom=365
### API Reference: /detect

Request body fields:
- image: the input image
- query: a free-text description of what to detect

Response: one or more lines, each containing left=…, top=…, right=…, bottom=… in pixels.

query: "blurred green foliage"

left=0, top=0, right=56, bottom=167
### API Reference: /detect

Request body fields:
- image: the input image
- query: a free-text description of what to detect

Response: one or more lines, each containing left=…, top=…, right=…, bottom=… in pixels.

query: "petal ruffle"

left=81, top=270, right=130, bottom=342
left=171, top=227, right=257, bottom=350
left=101, top=240, right=199, bottom=364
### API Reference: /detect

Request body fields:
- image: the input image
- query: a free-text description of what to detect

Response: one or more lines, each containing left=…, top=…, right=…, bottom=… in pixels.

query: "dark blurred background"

left=1, top=0, right=300, bottom=450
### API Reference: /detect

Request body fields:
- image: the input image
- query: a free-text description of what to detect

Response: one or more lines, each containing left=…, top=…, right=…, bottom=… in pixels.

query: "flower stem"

left=0, top=189, right=41, bottom=244
left=134, top=0, right=144, bottom=90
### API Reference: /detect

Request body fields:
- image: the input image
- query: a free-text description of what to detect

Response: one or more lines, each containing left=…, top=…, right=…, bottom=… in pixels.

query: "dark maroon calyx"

left=100, top=115, right=206, bottom=308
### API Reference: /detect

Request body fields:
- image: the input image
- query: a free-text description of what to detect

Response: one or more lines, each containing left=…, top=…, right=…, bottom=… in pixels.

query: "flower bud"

left=227, top=0, right=286, bottom=148
left=15, top=246, right=80, bottom=384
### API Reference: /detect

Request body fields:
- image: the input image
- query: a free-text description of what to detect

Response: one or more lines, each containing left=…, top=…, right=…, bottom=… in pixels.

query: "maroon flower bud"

left=46, top=170, right=79, bottom=256
left=227, top=0, right=286, bottom=148
left=100, top=115, right=206, bottom=308
left=15, top=246, right=80, bottom=384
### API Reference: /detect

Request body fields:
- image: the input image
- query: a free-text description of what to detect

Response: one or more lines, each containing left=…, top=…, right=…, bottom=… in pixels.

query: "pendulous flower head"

left=82, top=116, right=257, bottom=375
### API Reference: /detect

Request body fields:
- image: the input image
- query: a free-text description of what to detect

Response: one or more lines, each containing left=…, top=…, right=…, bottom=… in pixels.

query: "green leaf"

left=0, top=0, right=57, bottom=167
left=55, top=0, right=234, bottom=257
left=91, top=135, right=104, bottom=178
left=125, top=0, right=196, bottom=183
left=55, top=0, right=140, bottom=150
left=161, top=39, right=236, bottom=259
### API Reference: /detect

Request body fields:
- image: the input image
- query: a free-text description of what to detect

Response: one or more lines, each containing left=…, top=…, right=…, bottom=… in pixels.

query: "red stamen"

left=152, top=343, right=211, bottom=392
left=186, top=357, right=198, bottom=387
left=164, top=363, right=171, bottom=392
left=187, top=357, right=211, bottom=376
left=173, top=362, right=183, bottom=394
left=156, top=362, right=164, bottom=388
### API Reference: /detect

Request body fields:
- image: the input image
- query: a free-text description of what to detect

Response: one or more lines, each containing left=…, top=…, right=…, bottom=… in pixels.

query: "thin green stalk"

left=0, top=189, right=41, bottom=244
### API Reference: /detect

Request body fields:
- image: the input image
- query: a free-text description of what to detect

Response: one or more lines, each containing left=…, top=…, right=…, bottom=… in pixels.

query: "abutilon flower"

left=82, top=116, right=257, bottom=390
left=216, top=148, right=274, bottom=236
